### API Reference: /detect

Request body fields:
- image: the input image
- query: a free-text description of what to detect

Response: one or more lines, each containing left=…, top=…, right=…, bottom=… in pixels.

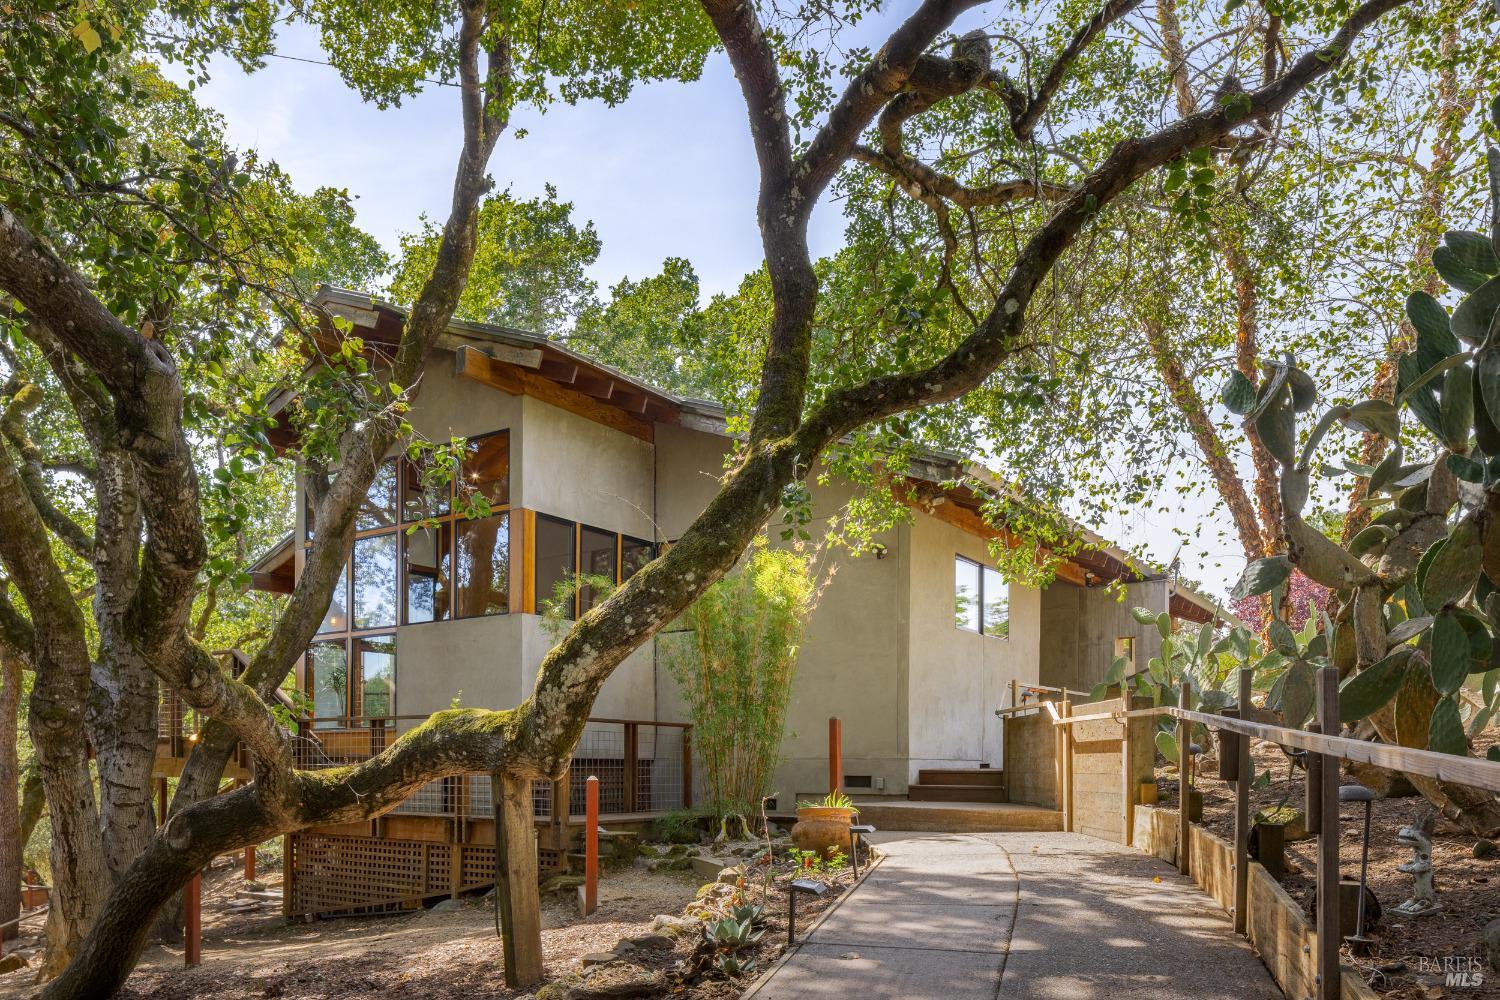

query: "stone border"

left=739, top=851, right=888, bottom=998
left=1133, top=805, right=1379, bottom=1000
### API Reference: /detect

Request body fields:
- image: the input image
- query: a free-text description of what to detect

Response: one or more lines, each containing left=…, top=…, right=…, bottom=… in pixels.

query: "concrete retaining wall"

left=1132, top=805, right=1378, bottom=1000
left=1002, top=709, right=1057, bottom=808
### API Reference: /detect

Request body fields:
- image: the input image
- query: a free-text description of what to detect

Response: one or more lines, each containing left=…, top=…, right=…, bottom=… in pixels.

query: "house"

left=161, top=285, right=1228, bottom=916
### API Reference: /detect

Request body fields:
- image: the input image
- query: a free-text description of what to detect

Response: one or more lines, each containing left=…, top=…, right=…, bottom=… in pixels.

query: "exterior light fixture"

left=1340, top=783, right=1376, bottom=954
left=787, top=878, right=829, bottom=944
left=849, top=823, right=875, bottom=880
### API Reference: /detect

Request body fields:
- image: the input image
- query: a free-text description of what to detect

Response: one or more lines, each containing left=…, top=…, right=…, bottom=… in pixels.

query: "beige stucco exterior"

left=294, top=345, right=1191, bottom=804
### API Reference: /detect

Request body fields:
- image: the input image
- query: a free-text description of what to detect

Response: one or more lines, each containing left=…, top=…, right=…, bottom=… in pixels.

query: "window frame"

left=530, top=517, right=657, bottom=618
left=954, top=554, right=1009, bottom=639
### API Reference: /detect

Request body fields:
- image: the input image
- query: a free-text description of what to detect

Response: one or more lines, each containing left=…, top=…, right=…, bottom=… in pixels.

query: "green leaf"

left=1279, top=660, right=1317, bottom=729
left=1348, top=523, right=1396, bottom=557
left=1407, top=291, right=1460, bottom=357
left=1452, top=274, right=1500, bottom=344
left=1155, top=729, right=1178, bottom=761
left=1387, top=615, right=1434, bottom=644
left=1398, top=354, right=1446, bottom=437
left=1130, top=606, right=1158, bottom=626
left=1342, top=399, right=1400, bottom=441
left=1435, top=245, right=1491, bottom=293
left=1429, top=695, right=1467, bottom=755
left=1268, top=619, right=1299, bottom=657
left=1444, top=231, right=1499, bottom=276
left=1221, top=371, right=1257, bottom=415
left=1255, top=389, right=1297, bottom=465
left=71, top=19, right=102, bottom=53
left=1421, top=516, right=1483, bottom=611
left=1230, top=555, right=1293, bottom=602
left=1440, top=362, right=1475, bottom=451
left=1338, top=650, right=1411, bottom=722
left=1156, top=612, right=1172, bottom=640
left=1431, top=614, right=1471, bottom=695
left=1447, top=453, right=1486, bottom=483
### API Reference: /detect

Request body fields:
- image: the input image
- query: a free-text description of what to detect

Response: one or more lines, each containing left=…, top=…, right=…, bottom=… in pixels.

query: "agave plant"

left=705, top=915, right=764, bottom=953
left=1218, top=97, right=1500, bottom=833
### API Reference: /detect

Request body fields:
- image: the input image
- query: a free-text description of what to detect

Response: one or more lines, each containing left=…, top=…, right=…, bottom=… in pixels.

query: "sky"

left=176, top=14, right=1253, bottom=602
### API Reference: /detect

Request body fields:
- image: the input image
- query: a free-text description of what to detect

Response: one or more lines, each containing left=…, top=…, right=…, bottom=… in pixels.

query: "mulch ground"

left=1161, top=734, right=1500, bottom=999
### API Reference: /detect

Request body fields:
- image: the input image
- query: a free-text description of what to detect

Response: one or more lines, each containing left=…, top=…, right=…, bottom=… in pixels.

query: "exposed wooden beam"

left=455, top=346, right=653, bottom=443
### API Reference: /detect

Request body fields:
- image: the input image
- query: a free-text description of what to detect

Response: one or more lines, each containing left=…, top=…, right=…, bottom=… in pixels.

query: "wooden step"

left=853, top=800, right=1062, bottom=833
left=917, top=768, right=1004, bottom=787
left=908, top=783, right=1006, bottom=803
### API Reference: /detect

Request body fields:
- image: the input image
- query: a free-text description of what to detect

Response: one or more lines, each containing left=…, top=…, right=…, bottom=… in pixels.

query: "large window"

left=300, top=430, right=513, bottom=721
left=955, top=556, right=1008, bottom=638
left=399, top=429, right=512, bottom=623
left=533, top=516, right=654, bottom=618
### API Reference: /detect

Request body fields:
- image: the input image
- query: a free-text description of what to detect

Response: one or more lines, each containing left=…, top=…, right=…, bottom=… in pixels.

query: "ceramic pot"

left=790, top=806, right=854, bottom=858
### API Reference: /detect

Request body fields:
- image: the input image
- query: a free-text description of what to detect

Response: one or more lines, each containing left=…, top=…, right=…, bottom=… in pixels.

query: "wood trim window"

left=300, top=430, right=513, bottom=719
left=955, top=555, right=1009, bottom=638
left=531, top=514, right=654, bottom=619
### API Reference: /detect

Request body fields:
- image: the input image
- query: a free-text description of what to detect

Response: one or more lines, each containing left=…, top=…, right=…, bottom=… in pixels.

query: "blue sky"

left=180, top=16, right=1248, bottom=601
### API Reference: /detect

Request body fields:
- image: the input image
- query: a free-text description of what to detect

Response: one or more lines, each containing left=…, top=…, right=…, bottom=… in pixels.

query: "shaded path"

left=745, top=831, right=1282, bottom=999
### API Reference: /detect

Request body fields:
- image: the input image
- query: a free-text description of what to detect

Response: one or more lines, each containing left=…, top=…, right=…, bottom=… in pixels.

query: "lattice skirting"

left=288, top=832, right=574, bottom=918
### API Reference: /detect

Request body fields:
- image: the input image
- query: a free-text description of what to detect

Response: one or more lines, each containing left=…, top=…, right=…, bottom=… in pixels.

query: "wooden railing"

left=1046, top=669, right=1500, bottom=1000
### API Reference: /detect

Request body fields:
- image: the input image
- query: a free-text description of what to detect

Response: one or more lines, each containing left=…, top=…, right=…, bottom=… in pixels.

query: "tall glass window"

left=982, top=566, right=1009, bottom=638
left=534, top=514, right=577, bottom=618
left=457, top=513, right=510, bottom=618
left=404, top=522, right=452, bottom=624
left=308, top=640, right=348, bottom=728
left=955, top=557, right=981, bottom=632
left=579, top=525, right=617, bottom=611
left=955, top=556, right=1008, bottom=638
left=356, top=635, right=396, bottom=718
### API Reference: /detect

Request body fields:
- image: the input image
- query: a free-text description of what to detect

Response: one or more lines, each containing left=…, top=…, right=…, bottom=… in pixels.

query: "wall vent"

left=843, top=775, right=874, bottom=789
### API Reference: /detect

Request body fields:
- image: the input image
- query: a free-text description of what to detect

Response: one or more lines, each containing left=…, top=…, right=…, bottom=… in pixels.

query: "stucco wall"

left=520, top=395, right=653, bottom=538
left=396, top=614, right=527, bottom=723
left=905, top=512, right=1042, bottom=782
left=652, top=423, right=731, bottom=540
left=1038, top=579, right=1169, bottom=694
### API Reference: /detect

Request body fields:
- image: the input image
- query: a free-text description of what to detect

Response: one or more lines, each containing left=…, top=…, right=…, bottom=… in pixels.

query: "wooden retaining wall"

left=1133, top=805, right=1379, bottom=1000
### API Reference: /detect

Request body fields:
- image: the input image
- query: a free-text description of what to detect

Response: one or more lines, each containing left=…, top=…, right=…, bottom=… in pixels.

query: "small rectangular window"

left=534, top=514, right=577, bottom=619
left=404, top=522, right=452, bottom=624
left=982, top=566, right=1009, bottom=638
left=621, top=536, right=653, bottom=581
left=460, top=431, right=510, bottom=508
left=456, top=512, right=510, bottom=618
left=955, top=557, right=981, bottom=632
left=356, top=634, right=396, bottom=719
left=402, top=451, right=451, bottom=522
left=352, top=533, right=398, bottom=629
left=317, top=563, right=350, bottom=634
left=356, top=461, right=398, bottom=530
left=579, top=525, right=618, bottom=611
left=308, top=640, right=348, bottom=727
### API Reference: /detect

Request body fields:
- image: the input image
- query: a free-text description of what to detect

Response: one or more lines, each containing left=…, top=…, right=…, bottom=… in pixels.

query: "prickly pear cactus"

left=1223, top=98, right=1500, bottom=764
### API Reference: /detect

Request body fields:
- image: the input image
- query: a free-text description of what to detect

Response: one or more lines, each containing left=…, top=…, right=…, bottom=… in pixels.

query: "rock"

left=0, top=953, right=28, bottom=975
left=1474, top=839, right=1498, bottom=859
left=690, top=856, right=724, bottom=880
left=637, top=844, right=663, bottom=859
left=611, top=940, right=636, bottom=956
left=1485, top=918, right=1500, bottom=972
left=650, top=914, right=699, bottom=937
left=430, top=898, right=464, bottom=913
left=625, top=933, right=674, bottom=951
left=244, top=879, right=267, bottom=892
left=535, top=984, right=570, bottom=1000
left=717, top=865, right=744, bottom=885
left=541, top=874, right=586, bottom=894
left=666, top=844, right=691, bottom=860
left=580, top=952, right=619, bottom=968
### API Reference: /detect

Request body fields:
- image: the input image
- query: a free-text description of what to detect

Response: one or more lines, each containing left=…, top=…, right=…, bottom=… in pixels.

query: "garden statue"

left=1391, top=822, right=1438, bottom=918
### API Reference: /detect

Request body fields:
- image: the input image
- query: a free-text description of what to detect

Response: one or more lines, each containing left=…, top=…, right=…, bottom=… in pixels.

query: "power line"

left=144, top=30, right=460, bottom=89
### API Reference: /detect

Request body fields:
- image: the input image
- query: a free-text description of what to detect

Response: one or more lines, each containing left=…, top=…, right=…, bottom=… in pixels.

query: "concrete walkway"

left=744, top=831, right=1283, bottom=999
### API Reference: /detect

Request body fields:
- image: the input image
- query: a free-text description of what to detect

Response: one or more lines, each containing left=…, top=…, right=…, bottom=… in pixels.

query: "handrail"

left=1049, top=702, right=1500, bottom=793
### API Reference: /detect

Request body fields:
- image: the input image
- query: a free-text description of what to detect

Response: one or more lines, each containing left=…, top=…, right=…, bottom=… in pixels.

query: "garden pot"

left=20, top=884, right=48, bottom=909
left=790, top=806, right=854, bottom=858
left=1139, top=781, right=1159, bottom=806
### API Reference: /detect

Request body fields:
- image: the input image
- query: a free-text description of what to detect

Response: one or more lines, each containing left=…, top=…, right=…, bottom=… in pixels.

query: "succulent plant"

left=1221, top=98, right=1500, bottom=786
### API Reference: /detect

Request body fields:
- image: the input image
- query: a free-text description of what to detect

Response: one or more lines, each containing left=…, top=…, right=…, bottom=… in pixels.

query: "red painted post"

left=828, top=717, right=843, bottom=795
left=185, top=869, right=202, bottom=967
left=236, top=779, right=256, bottom=881
left=584, top=775, right=599, bottom=916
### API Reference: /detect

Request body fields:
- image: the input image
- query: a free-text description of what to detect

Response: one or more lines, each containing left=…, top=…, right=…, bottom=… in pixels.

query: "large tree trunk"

left=0, top=652, right=21, bottom=944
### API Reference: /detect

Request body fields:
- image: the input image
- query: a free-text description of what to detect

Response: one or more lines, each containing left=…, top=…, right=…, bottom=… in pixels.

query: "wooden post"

left=156, top=776, right=168, bottom=826
left=1315, top=666, right=1341, bottom=1000
left=1233, top=667, right=1252, bottom=935
left=185, top=869, right=202, bottom=967
left=1120, top=696, right=1134, bottom=847
left=492, top=773, right=544, bottom=988
left=1177, top=684, right=1191, bottom=876
left=681, top=728, right=693, bottom=809
left=1061, top=700, right=1074, bottom=833
left=584, top=775, right=599, bottom=916
left=828, top=717, right=842, bottom=794
left=623, top=723, right=639, bottom=814
left=1305, top=722, right=1323, bottom=835
left=234, top=779, right=256, bottom=881
left=1053, top=702, right=1065, bottom=813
